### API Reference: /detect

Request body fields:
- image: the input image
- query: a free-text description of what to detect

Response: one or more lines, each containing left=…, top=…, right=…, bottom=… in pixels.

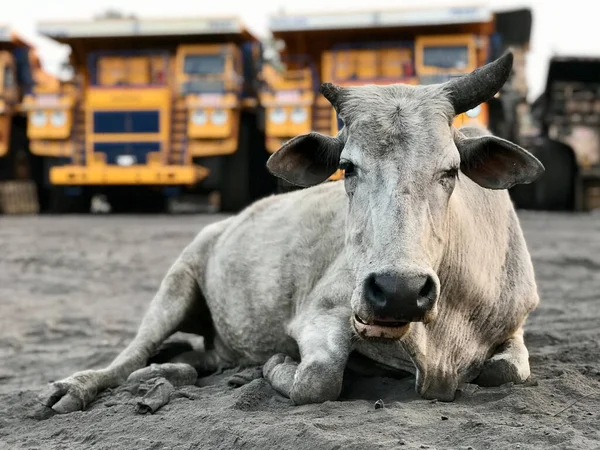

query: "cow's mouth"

left=353, top=314, right=410, bottom=340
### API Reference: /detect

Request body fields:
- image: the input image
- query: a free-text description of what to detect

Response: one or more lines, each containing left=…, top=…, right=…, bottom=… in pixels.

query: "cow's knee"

left=475, top=336, right=531, bottom=387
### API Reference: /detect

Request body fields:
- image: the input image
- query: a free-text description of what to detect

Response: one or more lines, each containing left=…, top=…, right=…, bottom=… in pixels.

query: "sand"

left=0, top=212, right=599, bottom=450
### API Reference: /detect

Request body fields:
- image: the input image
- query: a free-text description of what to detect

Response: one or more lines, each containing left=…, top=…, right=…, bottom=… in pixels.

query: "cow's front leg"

left=475, top=326, right=531, bottom=387
left=263, top=305, right=352, bottom=405
left=40, top=243, right=207, bottom=414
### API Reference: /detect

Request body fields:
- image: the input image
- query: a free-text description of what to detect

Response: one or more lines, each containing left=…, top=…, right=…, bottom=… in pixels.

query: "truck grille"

left=93, top=142, right=161, bottom=165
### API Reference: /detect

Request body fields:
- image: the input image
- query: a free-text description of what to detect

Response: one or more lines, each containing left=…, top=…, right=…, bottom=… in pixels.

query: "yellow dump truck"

left=0, top=26, right=58, bottom=214
left=260, top=5, right=531, bottom=186
left=28, top=15, right=272, bottom=212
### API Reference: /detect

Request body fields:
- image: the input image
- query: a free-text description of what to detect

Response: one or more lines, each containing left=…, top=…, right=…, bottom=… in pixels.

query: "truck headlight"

left=31, top=111, right=47, bottom=127
left=290, top=107, right=308, bottom=124
left=270, top=107, right=286, bottom=124
left=51, top=110, right=67, bottom=127
left=192, top=109, right=207, bottom=125
left=466, top=105, right=481, bottom=118
left=117, top=155, right=136, bottom=167
left=211, top=109, right=228, bottom=126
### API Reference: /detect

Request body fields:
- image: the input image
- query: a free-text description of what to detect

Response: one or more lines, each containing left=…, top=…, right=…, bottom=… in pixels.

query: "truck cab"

left=416, top=34, right=488, bottom=127
left=28, top=16, right=270, bottom=213
left=178, top=43, right=244, bottom=156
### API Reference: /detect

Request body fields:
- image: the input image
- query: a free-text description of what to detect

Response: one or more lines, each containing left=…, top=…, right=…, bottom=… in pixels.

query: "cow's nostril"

left=365, top=273, right=387, bottom=308
left=419, top=276, right=435, bottom=300
left=416, top=275, right=436, bottom=311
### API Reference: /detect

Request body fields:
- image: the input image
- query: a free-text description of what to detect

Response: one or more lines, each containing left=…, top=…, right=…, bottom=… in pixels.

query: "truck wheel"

left=509, top=182, right=537, bottom=210
left=220, top=114, right=252, bottom=213
left=531, top=138, right=577, bottom=211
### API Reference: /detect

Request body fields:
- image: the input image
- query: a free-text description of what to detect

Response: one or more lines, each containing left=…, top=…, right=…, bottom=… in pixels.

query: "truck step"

left=171, top=123, right=187, bottom=133
left=171, top=132, right=187, bottom=141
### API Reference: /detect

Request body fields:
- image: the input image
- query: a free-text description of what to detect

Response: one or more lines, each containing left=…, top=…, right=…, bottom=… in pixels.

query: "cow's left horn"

left=320, top=82, right=345, bottom=110
left=445, top=50, right=514, bottom=115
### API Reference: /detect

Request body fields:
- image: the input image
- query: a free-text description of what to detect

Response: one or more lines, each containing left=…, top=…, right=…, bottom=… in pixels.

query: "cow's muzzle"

left=364, top=270, right=438, bottom=320
left=353, top=268, right=439, bottom=339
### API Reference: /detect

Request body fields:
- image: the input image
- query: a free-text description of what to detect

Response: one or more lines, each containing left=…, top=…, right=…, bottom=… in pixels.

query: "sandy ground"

left=1, top=211, right=599, bottom=450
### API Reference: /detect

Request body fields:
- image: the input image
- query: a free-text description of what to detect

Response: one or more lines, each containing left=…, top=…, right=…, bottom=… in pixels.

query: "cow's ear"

left=455, top=135, right=545, bottom=190
left=267, top=132, right=344, bottom=187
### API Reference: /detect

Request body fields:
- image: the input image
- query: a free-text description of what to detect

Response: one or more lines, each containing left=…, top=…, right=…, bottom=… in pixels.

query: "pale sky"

left=4, top=0, right=597, bottom=101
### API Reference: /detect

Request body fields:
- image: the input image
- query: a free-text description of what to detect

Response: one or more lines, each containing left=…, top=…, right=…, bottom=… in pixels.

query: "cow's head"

left=267, top=51, right=544, bottom=340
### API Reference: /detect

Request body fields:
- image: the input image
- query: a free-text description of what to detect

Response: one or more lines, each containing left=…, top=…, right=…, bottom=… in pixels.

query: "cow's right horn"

left=445, top=50, right=514, bottom=116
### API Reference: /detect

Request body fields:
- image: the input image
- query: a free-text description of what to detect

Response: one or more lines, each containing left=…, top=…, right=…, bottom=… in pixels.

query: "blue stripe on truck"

left=93, top=111, right=160, bottom=134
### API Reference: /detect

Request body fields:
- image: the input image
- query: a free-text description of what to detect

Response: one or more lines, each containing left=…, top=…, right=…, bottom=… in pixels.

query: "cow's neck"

left=402, top=185, right=512, bottom=386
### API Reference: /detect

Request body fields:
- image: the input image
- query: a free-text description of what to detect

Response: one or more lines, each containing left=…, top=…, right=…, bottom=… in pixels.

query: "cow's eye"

left=339, top=160, right=356, bottom=175
left=443, top=167, right=459, bottom=179
left=439, top=167, right=458, bottom=191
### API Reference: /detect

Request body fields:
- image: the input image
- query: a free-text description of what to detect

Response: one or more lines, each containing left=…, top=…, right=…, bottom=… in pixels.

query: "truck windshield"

left=423, top=46, right=469, bottom=70
left=95, top=55, right=168, bottom=86
left=184, top=54, right=225, bottom=76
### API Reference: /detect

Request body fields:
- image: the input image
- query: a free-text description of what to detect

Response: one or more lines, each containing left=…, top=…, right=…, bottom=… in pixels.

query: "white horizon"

left=4, top=0, right=597, bottom=101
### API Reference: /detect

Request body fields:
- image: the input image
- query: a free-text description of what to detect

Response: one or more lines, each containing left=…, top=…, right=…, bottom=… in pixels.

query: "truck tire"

left=531, top=138, right=577, bottom=211
left=220, top=114, right=252, bottom=213
left=509, top=182, right=537, bottom=210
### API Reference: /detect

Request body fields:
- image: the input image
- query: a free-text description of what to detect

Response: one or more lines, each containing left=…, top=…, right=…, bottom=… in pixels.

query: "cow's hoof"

left=228, top=367, right=263, bottom=387
left=262, top=353, right=295, bottom=379
left=40, top=370, right=102, bottom=414
left=262, top=353, right=298, bottom=399
left=127, top=363, right=197, bottom=387
left=475, top=355, right=530, bottom=387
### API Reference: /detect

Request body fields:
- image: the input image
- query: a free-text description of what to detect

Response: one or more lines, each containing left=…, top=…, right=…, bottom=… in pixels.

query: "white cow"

left=42, top=51, right=543, bottom=413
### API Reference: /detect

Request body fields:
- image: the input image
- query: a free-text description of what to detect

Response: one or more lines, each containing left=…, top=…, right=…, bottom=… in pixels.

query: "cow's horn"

left=445, top=50, right=514, bottom=115
left=320, top=82, right=345, bottom=109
